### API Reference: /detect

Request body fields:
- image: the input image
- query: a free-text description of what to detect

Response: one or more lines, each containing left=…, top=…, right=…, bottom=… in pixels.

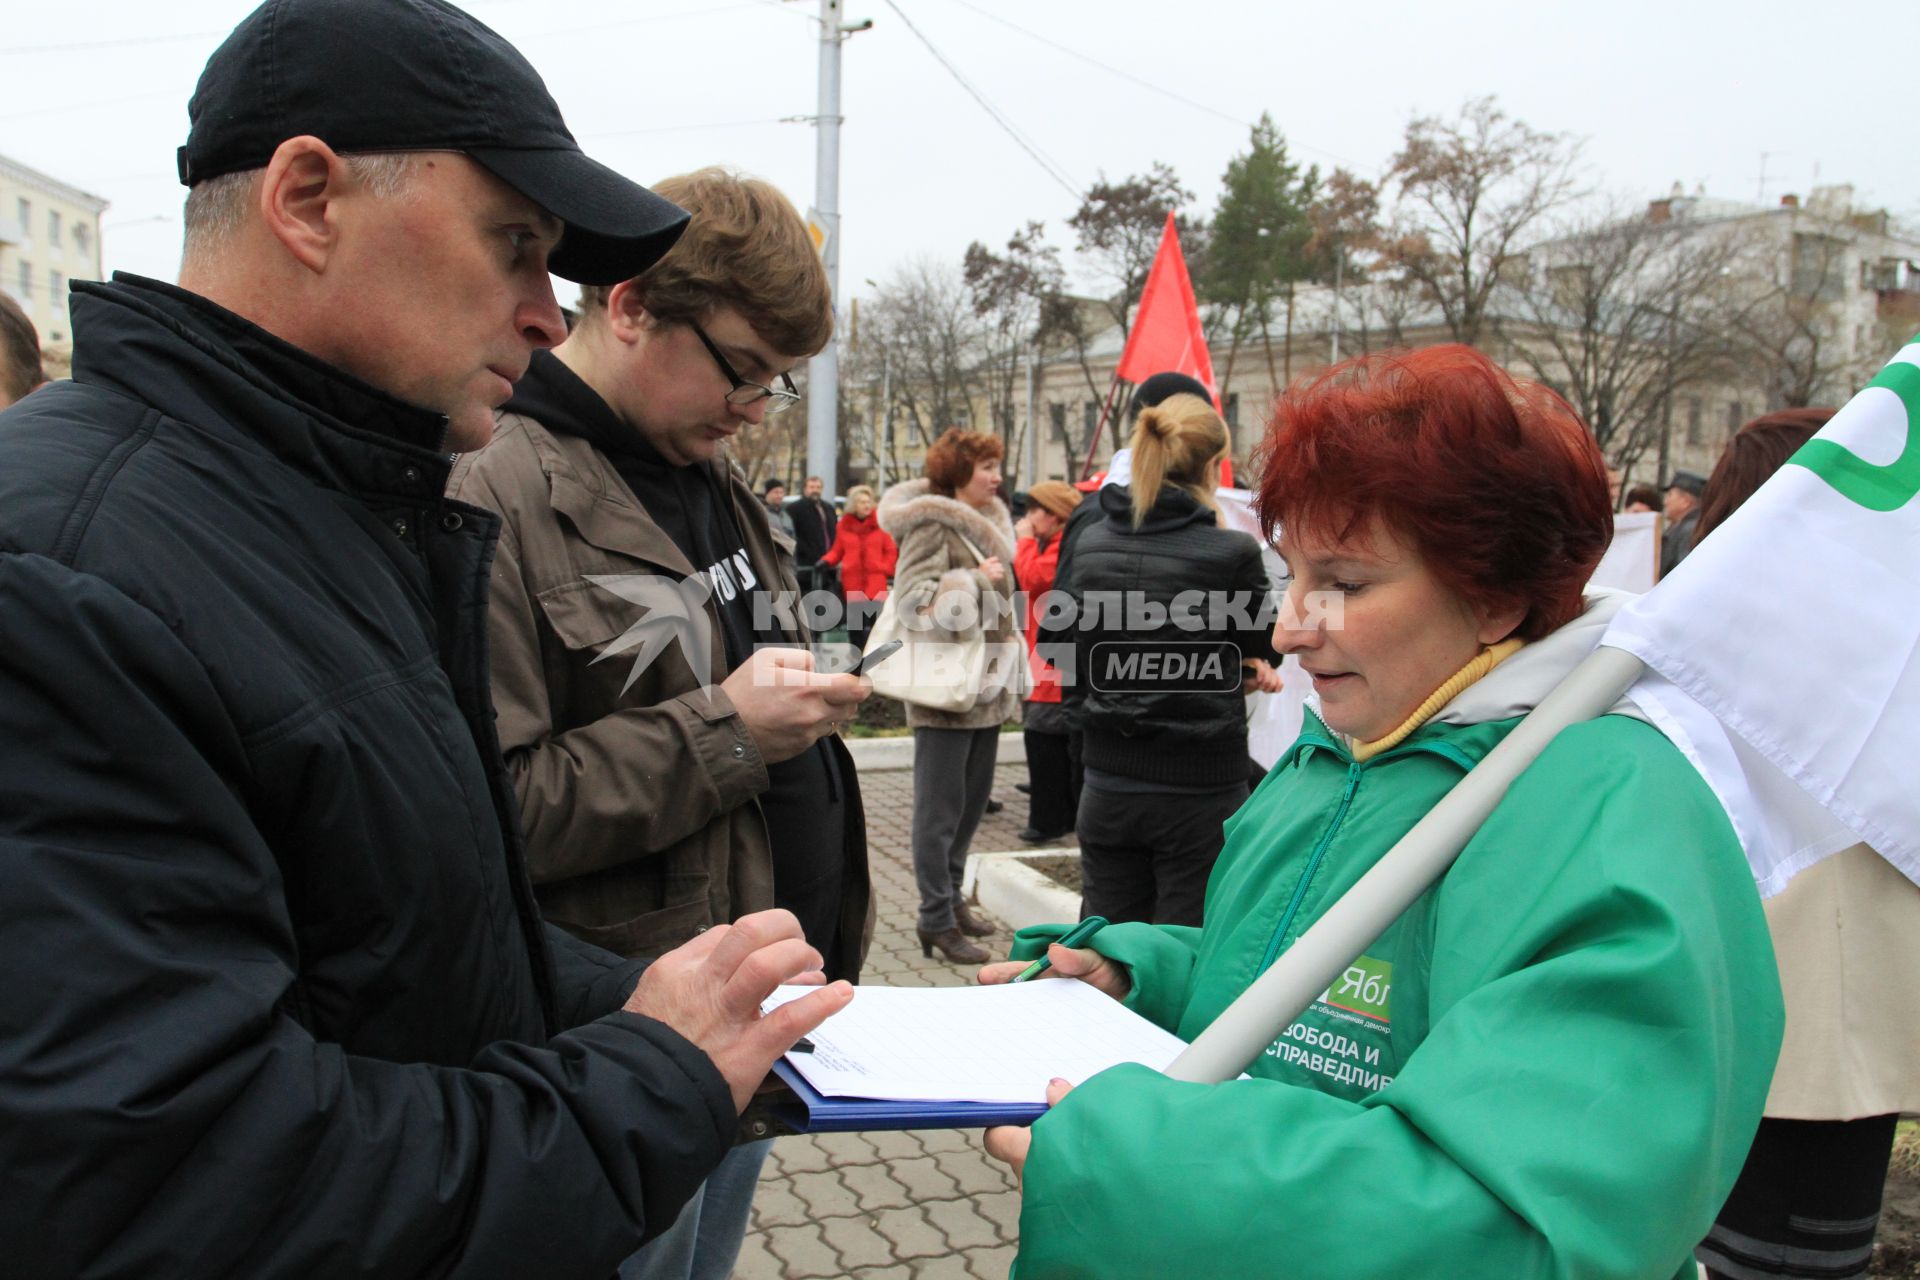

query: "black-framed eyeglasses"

left=689, top=321, right=801, bottom=415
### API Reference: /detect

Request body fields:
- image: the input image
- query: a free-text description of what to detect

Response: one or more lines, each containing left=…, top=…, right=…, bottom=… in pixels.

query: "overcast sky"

left=7, top=0, right=1913, bottom=311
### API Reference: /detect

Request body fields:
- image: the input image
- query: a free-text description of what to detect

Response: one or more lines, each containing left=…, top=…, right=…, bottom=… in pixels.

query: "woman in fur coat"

left=877, top=429, right=1024, bottom=964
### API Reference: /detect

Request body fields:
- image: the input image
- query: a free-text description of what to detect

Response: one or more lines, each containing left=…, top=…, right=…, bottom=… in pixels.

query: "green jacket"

left=1012, top=658, right=1782, bottom=1278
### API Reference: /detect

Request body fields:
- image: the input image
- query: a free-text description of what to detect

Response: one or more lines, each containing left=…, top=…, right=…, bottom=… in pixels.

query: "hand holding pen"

left=975, top=916, right=1130, bottom=1002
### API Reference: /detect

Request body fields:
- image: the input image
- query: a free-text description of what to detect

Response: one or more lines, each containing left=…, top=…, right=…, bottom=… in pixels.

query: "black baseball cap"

left=1667, top=469, right=1708, bottom=496
left=177, top=0, right=688, bottom=285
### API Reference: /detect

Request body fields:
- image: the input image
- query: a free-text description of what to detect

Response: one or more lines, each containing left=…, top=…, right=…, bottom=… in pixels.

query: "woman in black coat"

left=1068, top=394, right=1281, bottom=926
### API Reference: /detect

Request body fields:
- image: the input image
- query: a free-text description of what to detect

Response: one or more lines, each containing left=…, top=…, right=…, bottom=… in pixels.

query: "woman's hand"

left=1241, top=657, right=1284, bottom=695
left=1014, top=515, right=1036, bottom=540
left=982, top=1077, right=1073, bottom=1183
left=977, top=556, right=1006, bottom=583
left=977, top=944, right=1131, bottom=1001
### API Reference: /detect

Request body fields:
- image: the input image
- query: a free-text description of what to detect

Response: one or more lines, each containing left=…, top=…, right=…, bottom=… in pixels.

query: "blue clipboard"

left=768, top=1058, right=1047, bottom=1133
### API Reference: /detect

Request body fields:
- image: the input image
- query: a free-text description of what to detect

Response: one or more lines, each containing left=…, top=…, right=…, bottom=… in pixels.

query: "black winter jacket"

left=0, top=276, right=734, bottom=1278
left=1069, top=485, right=1279, bottom=785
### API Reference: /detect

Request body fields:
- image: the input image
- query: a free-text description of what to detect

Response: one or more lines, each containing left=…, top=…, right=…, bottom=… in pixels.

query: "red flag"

left=1114, top=212, right=1216, bottom=405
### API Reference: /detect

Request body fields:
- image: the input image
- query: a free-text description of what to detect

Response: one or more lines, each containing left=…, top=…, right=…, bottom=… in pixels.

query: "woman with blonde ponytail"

left=1062, top=393, right=1281, bottom=926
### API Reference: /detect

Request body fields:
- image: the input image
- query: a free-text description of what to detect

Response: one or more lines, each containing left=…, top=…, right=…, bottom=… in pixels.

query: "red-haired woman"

left=878, top=429, right=1024, bottom=964
left=981, top=346, right=1783, bottom=1279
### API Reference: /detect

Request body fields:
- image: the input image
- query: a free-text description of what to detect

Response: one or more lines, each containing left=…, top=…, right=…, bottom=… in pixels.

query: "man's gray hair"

left=182, top=152, right=422, bottom=263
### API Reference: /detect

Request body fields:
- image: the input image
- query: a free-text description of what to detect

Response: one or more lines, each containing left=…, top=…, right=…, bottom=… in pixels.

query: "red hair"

left=923, top=427, right=1004, bottom=496
left=1253, top=345, right=1612, bottom=641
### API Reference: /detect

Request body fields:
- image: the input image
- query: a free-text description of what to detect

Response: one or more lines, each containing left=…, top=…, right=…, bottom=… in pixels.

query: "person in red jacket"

left=1014, top=481, right=1083, bottom=842
left=823, top=483, right=898, bottom=654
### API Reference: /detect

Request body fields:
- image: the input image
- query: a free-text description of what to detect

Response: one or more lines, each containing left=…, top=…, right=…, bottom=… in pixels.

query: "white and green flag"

left=1604, top=336, right=1920, bottom=895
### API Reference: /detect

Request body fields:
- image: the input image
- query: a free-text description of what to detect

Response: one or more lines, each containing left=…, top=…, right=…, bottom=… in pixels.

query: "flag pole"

left=1078, top=376, right=1129, bottom=481
left=1163, top=644, right=1648, bottom=1084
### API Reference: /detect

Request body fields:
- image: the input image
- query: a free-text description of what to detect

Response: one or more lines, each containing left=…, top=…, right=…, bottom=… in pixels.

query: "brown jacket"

left=449, top=411, right=870, bottom=977
left=877, top=478, right=1024, bottom=731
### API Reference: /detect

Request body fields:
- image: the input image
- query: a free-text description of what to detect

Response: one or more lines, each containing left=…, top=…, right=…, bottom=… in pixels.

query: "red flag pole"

left=1079, top=375, right=1129, bottom=482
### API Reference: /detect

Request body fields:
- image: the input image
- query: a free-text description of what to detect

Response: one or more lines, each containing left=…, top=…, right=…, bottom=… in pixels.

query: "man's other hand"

left=623, top=909, right=854, bottom=1112
left=722, top=646, right=869, bottom=764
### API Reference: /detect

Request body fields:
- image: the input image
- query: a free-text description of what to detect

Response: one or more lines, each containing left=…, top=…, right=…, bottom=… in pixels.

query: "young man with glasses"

left=447, top=166, right=870, bottom=1280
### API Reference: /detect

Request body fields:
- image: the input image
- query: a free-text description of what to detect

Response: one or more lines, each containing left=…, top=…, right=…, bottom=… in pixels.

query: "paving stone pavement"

left=739, top=751, right=1077, bottom=1280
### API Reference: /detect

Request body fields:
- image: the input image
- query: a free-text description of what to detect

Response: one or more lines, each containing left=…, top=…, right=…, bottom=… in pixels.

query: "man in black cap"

left=0, top=1, right=849, bottom=1276
left=1661, top=469, right=1708, bottom=577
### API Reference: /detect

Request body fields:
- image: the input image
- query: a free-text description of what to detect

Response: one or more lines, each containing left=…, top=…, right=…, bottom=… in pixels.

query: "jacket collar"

left=69, top=275, right=454, bottom=506
left=507, top=411, right=699, bottom=578
left=1095, top=482, right=1218, bottom=535
left=875, top=476, right=1016, bottom=561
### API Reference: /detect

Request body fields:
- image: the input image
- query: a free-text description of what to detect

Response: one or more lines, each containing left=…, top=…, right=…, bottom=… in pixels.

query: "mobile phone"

left=850, top=638, right=903, bottom=677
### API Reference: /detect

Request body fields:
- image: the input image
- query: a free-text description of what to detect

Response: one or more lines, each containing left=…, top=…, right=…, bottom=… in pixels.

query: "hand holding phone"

left=850, top=638, right=903, bottom=677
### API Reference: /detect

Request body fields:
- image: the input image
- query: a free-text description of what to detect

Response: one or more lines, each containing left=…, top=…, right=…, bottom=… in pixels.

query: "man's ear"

left=603, top=279, right=655, bottom=344
left=257, top=136, right=346, bottom=274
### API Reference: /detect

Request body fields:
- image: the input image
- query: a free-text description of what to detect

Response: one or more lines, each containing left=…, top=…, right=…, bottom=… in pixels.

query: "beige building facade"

left=0, top=153, right=109, bottom=349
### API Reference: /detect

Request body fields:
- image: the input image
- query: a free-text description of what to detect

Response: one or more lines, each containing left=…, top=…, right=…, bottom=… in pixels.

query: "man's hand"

left=982, top=1077, right=1073, bottom=1183
left=721, top=646, right=868, bottom=764
left=977, top=944, right=1131, bottom=1001
left=623, top=909, right=854, bottom=1112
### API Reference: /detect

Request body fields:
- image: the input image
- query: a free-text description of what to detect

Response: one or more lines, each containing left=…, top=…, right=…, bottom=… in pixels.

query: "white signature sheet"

left=763, top=979, right=1192, bottom=1106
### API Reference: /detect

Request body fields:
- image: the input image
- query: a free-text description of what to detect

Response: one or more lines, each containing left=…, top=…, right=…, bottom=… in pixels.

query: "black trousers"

left=1698, top=1113, right=1900, bottom=1280
left=1076, top=779, right=1246, bottom=927
left=1022, top=728, right=1077, bottom=836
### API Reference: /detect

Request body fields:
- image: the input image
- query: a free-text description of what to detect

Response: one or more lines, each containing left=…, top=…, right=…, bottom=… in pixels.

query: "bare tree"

left=964, top=221, right=1071, bottom=480
left=1305, top=167, right=1382, bottom=365
left=862, top=259, right=990, bottom=462
left=1381, top=96, right=1583, bottom=347
left=1724, top=224, right=1863, bottom=408
left=1068, top=162, right=1200, bottom=338
left=1501, top=201, right=1749, bottom=463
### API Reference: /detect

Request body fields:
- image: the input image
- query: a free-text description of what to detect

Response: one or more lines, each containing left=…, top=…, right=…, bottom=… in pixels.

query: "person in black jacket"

left=1068, top=393, right=1281, bottom=926
left=1048, top=371, right=1216, bottom=801
left=0, top=2, right=850, bottom=1276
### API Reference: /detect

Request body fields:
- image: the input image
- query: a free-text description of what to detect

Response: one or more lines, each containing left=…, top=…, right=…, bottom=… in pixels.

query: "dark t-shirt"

left=507, top=352, right=848, bottom=965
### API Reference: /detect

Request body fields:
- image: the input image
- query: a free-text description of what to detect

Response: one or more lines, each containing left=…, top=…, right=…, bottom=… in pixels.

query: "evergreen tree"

left=1204, top=114, right=1319, bottom=397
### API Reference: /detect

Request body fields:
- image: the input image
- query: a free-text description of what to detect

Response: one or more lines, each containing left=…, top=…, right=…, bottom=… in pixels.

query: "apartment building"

left=0, top=152, right=109, bottom=348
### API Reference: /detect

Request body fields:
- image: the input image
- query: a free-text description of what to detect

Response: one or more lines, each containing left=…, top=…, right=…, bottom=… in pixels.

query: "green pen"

left=1011, top=915, right=1109, bottom=982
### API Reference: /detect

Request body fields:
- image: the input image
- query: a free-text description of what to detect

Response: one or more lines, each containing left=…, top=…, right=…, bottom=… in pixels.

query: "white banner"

left=1605, top=340, right=1920, bottom=892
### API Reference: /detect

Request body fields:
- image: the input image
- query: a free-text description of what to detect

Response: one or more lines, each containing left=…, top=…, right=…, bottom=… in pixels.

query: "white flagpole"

left=1163, top=645, right=1648, bottom=1084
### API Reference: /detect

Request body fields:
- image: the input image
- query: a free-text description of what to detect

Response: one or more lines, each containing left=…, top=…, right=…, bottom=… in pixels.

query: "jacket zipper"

left=1253, top=732, right=1478, bottom=977
left=1258, top=759, right=1364, bottom=975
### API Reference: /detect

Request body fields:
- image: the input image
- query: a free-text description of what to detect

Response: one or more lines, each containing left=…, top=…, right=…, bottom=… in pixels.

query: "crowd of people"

left=0, top=0, right=1911, bottom=1277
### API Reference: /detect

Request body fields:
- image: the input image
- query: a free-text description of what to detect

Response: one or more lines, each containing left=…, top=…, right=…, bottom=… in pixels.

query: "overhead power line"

left=938, top=0, right=1377, bottom=175
left=882, top=0, right=1082, bottom=201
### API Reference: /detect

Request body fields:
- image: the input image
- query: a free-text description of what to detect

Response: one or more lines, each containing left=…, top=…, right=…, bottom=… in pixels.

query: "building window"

left=48, top=210, right=61, bottom=246
left=51, top=270, right=64, bottom=302
left=1049, top=402, right=1067, bottom=442
left=1726, top=401, right=1745, bottom=437
left=17, top=260, right=31, bottom=299
left=15, top=198, right=28, bottom=233
left=1685, top=397, right=1704, bottom=446
left=73, top=223, right=91, bottom=257
left=1225, top=392, right=1241, bottom=430
left=1083, top=400, right=1098, bottom=438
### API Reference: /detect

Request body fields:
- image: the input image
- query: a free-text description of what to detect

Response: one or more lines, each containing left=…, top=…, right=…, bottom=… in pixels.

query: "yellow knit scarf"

left=1349, top=638, right=1527, bottom=762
